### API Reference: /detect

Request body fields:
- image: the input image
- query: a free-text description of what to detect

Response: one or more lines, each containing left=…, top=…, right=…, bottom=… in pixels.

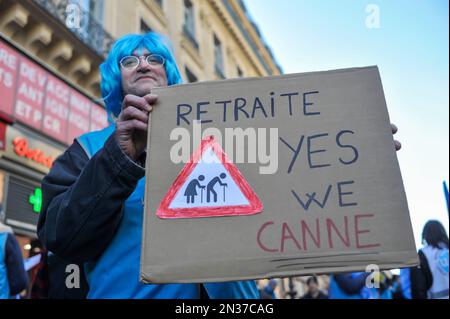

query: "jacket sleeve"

left=5, top=233, right=29, bottom=295
left=37, top=134, right=145, bottom=263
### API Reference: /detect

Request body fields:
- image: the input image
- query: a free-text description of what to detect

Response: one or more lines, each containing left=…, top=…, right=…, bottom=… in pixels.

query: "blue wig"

left=100, top=32, right=182, bottom=119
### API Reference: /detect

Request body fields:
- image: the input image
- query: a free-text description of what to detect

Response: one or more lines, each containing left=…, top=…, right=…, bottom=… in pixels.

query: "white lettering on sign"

left=33, top=109, right=42, bottom=123
left=46, top=97, right=69, bottom=119
left=15, top=100, right=32, bottom=119
left=91, top=106, right=106, bottom=121
left=47, top=79, right=70, bottom=102
left=69, top=112, right=89, bottom=130
left=18, top=82, right=45, bottom=104
left=15, top=100, right=43, bottom=123
left=43, top=115, right=61, bottom=134
left=20, top=62, right=46, bottom=86
left=90, top=106, right=108, bottom=131
left=20, top=63, right=36, bottom=83
left=70, top=94, right=90, bottom=114
left=0, top=68, right=13, bottom=88
left=0, top=47, right=17, bottom=70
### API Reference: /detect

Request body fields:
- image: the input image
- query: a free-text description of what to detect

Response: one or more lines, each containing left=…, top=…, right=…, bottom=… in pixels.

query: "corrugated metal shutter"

left=5, top=175, right=40, bottom=232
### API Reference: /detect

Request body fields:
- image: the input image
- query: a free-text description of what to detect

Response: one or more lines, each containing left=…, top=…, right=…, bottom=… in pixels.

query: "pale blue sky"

left=245, top=0, right=449, bottom=249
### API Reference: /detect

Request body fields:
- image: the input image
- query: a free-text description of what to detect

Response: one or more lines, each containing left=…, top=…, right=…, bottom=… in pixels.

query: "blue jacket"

left=400, top=268, right=412, bottom=299
left=0, top=232, right=29, bottom=299
left=38, top=125, right=259, bottom=299
left=0, top=232, right=9, bottom=299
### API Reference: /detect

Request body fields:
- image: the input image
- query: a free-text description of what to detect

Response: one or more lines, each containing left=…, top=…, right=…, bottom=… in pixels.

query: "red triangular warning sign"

left=157, top=136, right=263, bottom=219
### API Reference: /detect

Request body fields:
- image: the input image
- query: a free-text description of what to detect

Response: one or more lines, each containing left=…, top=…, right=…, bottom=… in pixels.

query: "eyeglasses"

left=119, top=54, right=165, bottom=69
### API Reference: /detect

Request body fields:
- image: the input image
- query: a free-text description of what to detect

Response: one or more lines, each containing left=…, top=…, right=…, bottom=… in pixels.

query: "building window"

left=183, top=0, right=198, bottom=49
left=140, top=19, right=152, bottom=34
left=214, top=34, right=224, bottom=78
left=70, top=0, right=104, bottom=40
left=155, top=0, right=163, bottom=7
left=185, top=67, right=198, bottom=83
left=65, top=0, right=107, bottom=56
left=88, top=0, right=104, bottom=25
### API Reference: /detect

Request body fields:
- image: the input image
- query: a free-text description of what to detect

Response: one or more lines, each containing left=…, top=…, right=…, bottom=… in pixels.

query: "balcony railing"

left=33, top=0, right=115, bottom=59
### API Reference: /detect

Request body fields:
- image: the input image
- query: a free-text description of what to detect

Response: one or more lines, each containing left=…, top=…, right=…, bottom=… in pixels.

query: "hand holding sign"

left=115, top=94, right=156, bottom=161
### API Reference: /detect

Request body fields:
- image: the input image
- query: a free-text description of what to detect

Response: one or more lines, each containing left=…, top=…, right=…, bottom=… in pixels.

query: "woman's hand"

left=115, top=93, right=158, bottom=161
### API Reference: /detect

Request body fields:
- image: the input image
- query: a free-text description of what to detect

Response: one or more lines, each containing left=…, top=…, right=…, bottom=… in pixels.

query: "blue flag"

left=444, top=181, right=449, bottom=216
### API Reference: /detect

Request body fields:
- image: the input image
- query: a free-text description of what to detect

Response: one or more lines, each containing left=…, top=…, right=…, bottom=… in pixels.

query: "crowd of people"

left=259, top=220, right=449, bottom=300
left=2, top=210, right=448, bottom=299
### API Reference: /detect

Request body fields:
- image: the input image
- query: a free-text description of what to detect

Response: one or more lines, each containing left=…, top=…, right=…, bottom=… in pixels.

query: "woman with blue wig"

left=37, top=32, right=260, bottom=299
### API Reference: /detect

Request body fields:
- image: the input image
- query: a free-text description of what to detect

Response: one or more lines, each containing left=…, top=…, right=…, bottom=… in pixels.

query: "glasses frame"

left=119, top=54, right=166, bottom=70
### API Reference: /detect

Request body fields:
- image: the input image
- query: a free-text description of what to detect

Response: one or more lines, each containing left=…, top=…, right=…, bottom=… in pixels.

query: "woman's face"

left=120, top=47, right=168, bottom=97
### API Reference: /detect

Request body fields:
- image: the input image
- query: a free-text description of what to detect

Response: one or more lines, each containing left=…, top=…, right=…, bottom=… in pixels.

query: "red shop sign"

left=12, top=136, right=54, bottom=168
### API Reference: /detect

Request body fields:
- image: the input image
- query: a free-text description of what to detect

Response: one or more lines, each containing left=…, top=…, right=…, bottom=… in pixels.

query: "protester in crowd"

left=390, top=274, right=406, bottom=299
left=300, top=276, right=328, bottom=299
left=0, top=209, right=13, bottom=235
left=399, top=266, right=428, bottom=299
left=37, top=32, right=260, bottom=299
left=413, top=220, right=449, bottom=299
left=0, top=228, right=29, bottom=299
left=260, top=279, right=278, bottom=299
left=0, top=223, right=12, bottom=233
left=29, top=248, right=48, bottom=299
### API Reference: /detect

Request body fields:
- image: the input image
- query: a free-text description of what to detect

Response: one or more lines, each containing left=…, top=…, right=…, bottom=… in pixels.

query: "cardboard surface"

left=141, top=66, right=418, bottom=283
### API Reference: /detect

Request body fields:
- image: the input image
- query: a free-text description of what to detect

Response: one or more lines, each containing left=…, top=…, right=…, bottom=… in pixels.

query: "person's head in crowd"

left=268, top=279, right=277, bottom=289
left=100, top=32, right=182, bottom=120
left=422, top=220, right=449, bottom=249
left=306, top=276, right=319, bottom=294
left=378, top=271, right=393, bottom=293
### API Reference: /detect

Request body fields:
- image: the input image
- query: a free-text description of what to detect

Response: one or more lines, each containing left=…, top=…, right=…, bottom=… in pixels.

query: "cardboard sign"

left=141, top=66, right=418, bottom=283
